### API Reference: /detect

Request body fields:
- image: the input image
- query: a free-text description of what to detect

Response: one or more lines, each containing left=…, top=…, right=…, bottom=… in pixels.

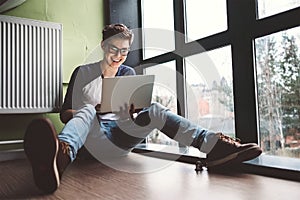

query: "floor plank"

left=1, top=153, right=300, bottom=200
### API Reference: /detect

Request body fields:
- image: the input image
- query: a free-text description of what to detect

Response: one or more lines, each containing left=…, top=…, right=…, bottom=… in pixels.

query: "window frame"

left=105, top=0, right=300, bottom=181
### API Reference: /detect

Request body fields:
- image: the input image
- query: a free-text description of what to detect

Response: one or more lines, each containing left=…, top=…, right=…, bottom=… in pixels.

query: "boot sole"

left=24, top=118, right=60, bottom=193
left=207, top=145, right=262, bottom=168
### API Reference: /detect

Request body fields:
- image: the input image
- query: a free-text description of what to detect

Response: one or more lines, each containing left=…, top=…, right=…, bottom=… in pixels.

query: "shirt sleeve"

left=60, top=66, right=80, bottom=115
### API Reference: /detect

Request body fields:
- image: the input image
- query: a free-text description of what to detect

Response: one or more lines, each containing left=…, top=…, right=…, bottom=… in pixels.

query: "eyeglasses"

left=107, top=44, right=130, bottom=56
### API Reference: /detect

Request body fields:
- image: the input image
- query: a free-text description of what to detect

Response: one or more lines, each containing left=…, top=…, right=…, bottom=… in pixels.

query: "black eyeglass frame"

left=107, top=43, right=130, bottom=56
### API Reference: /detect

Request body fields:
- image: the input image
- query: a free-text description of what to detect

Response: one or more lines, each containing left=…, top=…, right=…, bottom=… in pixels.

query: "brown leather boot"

left=206, top=133, right=262, bottom=168
left=24, top=118, right=71, bottom=193
left=57, top=141, right=71, bottom=178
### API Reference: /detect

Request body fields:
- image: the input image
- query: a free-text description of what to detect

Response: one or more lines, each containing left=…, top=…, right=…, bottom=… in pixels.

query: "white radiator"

left=0, top=15, right=62, bottom=113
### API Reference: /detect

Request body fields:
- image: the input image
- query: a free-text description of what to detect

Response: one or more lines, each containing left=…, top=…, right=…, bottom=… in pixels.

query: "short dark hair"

left=102, top=23, right=134, bottom=44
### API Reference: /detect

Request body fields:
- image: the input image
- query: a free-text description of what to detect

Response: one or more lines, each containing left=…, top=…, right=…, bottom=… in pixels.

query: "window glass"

left=257, top=0, right=300, bottom=19
left=255, top=27, right=300, bottom=159
left=144, top=61, right=203, bottom=157
left=185, top=46, right=235, bottom=137
left=144, top=61, right=179, bottom=148
left=144, top=61, right=177, bottom=113
left=185, top=0, right=227, bottom=42
left=142, top=0, right=175, bottom=59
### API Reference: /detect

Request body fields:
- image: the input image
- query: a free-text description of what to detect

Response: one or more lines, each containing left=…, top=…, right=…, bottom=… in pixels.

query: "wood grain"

left=0, top=153, right=300, bottom=200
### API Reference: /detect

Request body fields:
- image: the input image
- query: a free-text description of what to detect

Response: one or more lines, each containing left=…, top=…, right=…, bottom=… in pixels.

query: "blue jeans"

left=58, top=103, right=218, bottom=162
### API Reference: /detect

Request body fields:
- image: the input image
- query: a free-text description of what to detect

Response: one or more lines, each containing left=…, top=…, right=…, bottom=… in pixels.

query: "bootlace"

left=60, top=141, right=71, bottom=156
left=219, top=133, right=241, bottom=146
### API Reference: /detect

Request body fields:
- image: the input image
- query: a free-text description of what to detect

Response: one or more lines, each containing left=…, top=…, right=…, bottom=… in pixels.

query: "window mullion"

left=254, top=6, right=300, bottom=38
left=173, top=0, right=186, bottom=117
left=227, top=0, right=259, bottom=143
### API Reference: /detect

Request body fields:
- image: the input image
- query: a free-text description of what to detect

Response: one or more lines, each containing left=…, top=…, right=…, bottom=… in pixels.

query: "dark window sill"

left=133, top=144, right=300, bottom=182
left=133, top=143, right=205, bottom=164
left=243, top=154, right=300, bottom=181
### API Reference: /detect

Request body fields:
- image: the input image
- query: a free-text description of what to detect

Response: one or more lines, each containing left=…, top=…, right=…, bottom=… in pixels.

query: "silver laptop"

left=100, top=75, right=155, bottom=113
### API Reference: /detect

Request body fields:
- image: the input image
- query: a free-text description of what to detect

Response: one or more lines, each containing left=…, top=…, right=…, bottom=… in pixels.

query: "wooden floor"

left=1, top=153, right=300, bottom=200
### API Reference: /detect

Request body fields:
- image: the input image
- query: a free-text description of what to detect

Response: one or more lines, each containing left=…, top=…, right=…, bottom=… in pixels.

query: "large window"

left=104, top=0, right=300, bottom=180
left=136, top=0, right=300, bottom=178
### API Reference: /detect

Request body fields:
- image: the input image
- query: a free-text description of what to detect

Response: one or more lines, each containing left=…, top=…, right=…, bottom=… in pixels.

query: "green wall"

left=0, top=0, right=104, bottom=150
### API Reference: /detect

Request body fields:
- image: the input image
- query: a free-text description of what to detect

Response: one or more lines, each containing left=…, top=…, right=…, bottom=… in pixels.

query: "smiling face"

left=101, top=38, right=131, bottom=69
